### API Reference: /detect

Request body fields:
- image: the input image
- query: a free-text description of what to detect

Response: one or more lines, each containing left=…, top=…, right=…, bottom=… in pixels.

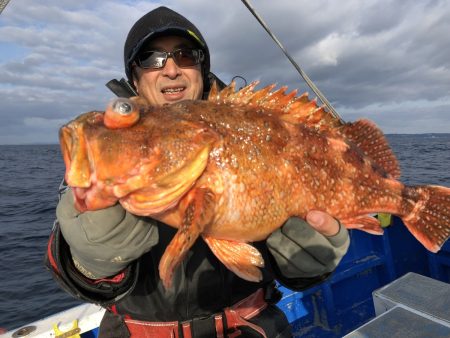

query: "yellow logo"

left=187, top=30, right=204, bottom=47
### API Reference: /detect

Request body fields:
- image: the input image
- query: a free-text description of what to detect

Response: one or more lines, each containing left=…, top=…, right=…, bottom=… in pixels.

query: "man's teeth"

left=163, top=88, right=184, bottom=93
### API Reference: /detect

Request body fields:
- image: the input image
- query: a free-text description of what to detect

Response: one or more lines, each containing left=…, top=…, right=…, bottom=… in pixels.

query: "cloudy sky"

left=1, top=0, right=449, bottom=144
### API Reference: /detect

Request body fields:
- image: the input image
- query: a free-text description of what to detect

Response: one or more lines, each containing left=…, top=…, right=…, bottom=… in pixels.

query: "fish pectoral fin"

left=159, top=188, right=216, bottom=289
left=203, top=236, right=264, bottom=282
left=341, top=215, right=384, bottom=235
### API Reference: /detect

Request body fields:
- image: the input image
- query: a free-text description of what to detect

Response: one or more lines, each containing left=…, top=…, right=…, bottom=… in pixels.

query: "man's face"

left=133, top=35, right=204, bottom=106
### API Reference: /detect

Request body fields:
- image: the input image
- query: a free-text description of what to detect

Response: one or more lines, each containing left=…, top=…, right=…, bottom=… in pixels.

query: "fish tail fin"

left=400, top=185, right=450, bottom=252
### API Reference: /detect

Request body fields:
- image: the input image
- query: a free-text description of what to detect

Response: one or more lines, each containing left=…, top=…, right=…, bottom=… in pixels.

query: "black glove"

left=266, top=217, right=349, bottom=279
left=56, top=188, right=159, bottom=278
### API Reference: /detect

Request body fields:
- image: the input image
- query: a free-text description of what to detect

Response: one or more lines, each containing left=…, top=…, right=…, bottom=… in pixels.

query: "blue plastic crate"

left=276, top=216, right=449, bottom=337
left=81, top=328, right=99, bottom=338
left=277, top=228, right=397, bottom=337
left=385, top=216, right=431, bottom=277
left=428, top=238, right=450, bottom=283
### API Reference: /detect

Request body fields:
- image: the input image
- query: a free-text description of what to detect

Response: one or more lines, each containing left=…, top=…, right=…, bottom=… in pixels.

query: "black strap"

left=188, top=316, right=218, bottom=338
left=180, top=285, right=274, bottom=338
left=106, top=78, right=137, bottom=98
left=264, top=282, right=283, bottom=305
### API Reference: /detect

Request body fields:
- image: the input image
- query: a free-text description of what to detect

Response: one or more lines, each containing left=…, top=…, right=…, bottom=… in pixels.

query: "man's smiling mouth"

left=162, top=87, right=186, bottom=94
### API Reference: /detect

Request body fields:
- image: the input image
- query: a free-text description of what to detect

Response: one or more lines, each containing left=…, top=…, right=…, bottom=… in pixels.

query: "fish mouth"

left=60, top=119, right=119, bottom=212
left=59, top=124, right=92, bottom=189
left=59, top=123, right=94, bottom=211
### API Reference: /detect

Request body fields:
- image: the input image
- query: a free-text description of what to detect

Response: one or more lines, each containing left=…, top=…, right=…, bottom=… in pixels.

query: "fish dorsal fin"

left=339, top=119, right=401, bottom=179
left=209, top=82, right=400, bottom=178
left=208, top=81, right=344, bottom=131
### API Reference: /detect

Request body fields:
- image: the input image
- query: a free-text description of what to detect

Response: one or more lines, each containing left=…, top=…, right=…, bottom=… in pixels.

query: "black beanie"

left=124, top=6, right=210, bottom=89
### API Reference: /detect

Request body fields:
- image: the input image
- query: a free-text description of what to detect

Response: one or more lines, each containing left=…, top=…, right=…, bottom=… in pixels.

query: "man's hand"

left=57, top=188, right=159, bottom=279
left=306, top=210, right=340, bottom=236
left=266, top=211, right=350, bottom=279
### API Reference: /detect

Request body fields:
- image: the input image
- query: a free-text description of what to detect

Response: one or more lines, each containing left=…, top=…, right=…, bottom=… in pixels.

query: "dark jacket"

left=46, top=218, right=331, bottom=337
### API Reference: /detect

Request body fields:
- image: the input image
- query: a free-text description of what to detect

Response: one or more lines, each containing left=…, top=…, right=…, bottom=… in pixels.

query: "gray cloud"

left=0, top=0, right=449, bottom=144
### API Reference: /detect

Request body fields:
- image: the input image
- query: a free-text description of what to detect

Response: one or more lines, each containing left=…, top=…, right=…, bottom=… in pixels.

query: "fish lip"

left=59, top=126, right=71, bottom=160
left=59, top=121, right=92, bottom=189
left=59, top=125, right=73, bottom=182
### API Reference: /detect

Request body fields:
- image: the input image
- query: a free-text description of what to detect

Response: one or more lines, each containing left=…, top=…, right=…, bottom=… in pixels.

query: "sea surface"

left=0, top=134, right=449, bottom=331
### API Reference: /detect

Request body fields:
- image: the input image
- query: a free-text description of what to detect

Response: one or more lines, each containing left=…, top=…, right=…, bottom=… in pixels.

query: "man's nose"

left=161, top=57, right=182, bottom=78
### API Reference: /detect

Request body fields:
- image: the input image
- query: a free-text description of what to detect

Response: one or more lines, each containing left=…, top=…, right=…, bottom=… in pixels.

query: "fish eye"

left=104, top=98, right=140, bottom=129
left=112, top=99, right=134, bottom=115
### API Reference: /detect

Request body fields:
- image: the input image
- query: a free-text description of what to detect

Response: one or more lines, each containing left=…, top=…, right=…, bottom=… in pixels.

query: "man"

left=46, top=6, right=350, bottom=338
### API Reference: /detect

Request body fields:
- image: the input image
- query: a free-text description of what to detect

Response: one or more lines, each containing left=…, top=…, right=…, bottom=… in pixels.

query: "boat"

left=2, top=216, right=449, bottom=338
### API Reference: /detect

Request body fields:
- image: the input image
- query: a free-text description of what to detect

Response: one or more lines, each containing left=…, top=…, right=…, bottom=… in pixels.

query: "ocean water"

left=0, top=134, right=449, bottom=331
left=0, top=145, right=82, bottom=332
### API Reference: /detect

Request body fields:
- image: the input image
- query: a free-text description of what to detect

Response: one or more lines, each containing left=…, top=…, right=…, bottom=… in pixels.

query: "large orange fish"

left=60, top=82, right=450, bottom=289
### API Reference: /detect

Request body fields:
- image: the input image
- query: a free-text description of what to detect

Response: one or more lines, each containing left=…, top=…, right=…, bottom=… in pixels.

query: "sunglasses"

left=135, top=48, right=205, bottom=69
